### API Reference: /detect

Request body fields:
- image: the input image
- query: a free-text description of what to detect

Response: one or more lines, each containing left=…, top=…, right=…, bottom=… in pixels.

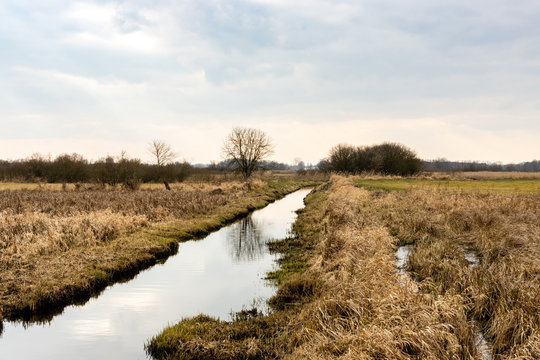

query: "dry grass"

left=149, top=175, right=540, bottom=359
left=0, top=182, right=254, bottom=258
left=377, top=188, right=540, bottom=358
left=353, top=177, right=540, bottom=194
left=356, top=171, right=540, bottom=180
left=0, top=178, right=314, bottom=321
left=148, top=177, right=485, bottom=359
left=281, top=177, right=478, bottom=359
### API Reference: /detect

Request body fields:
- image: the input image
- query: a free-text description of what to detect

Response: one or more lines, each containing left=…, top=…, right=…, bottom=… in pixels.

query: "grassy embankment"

left=0, top=177, right=319, bottom=324
left=148, top=175, right=539, bottom=359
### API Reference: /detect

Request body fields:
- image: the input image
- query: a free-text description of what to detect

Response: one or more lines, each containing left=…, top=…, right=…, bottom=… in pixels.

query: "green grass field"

left=353, top=178, right=540, bottom=194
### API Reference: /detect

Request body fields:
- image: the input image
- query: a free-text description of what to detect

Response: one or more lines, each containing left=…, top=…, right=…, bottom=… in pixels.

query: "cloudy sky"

left=1, top=0, right=539, bottom=164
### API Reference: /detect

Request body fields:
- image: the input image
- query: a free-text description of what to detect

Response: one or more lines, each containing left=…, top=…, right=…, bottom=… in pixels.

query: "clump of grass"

left=146, top=313, right=288, bottom=360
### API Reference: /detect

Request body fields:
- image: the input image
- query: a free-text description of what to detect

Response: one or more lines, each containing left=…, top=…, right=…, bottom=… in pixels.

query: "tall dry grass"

left=0, top=179, right=305, bottom=320
left=282, top=176, right=478, bottom=359
left=147, top=176, right=539, bottom=359
left=0, top=183, right=253, bottom=258
left=356, top=171, right=540, bottom=180
left=361, top=183, right=540, bottom=358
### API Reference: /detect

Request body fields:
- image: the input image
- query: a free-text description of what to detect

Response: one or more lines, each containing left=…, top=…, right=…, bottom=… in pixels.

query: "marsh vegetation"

left=148, top=175, right=540, bottom=359
left=0, top=177, right=318, bottom=322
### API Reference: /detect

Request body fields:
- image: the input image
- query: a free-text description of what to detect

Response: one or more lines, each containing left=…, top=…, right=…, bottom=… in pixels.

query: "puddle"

left=395, top=244, right=418, bottom=291
left=459, top=244, right=480, bottom=267
left=395, top=242, right=493, bottom=359
left=395, top=244, right=413, bottom=272
left=459, top=245, right=492, bottom=359
left=472, top=320, right=493, bottom=360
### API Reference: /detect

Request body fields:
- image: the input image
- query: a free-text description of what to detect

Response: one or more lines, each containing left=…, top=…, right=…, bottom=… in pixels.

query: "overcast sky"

left=1, top=0, right=539, bottom=164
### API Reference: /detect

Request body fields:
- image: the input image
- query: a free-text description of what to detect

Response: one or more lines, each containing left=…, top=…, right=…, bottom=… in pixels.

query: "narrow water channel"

left=395, top=243, right=493, bottom=360
left=0, top=189, right=311, bottom=360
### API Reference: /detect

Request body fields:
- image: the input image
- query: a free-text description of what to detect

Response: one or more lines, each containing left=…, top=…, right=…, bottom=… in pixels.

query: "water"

left=458, top=245, right=493, bottom=360
left=459, top=244, right=480, bottom=267
left=0, top=189, right=311, bottom=360
left=395, top=244, right=413, bottom=272
left=472, top=320, right=493, bottom=360
left=395, top=244, right=418, bottom=291
left=395, top=243, right=492, bottom=360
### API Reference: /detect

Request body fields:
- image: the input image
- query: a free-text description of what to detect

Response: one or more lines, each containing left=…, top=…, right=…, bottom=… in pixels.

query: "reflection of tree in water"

left=227, top=216, right=266, bottom=262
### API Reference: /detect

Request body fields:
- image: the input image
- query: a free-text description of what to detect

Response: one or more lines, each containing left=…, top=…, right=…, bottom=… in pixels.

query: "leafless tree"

left=148, top=140, right=176, bottom=190
left=148, top=140, right=176, bottom=166
left=223, top=127, right=274, bottom=179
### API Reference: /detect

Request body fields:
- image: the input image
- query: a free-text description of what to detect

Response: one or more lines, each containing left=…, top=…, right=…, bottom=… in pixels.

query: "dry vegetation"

left=148, top=175, right=540, bottom=359
left=0, top=177, right=317, bottom=322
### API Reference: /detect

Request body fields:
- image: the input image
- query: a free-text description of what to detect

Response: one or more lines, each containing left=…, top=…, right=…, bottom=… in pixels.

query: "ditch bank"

left=0, top=180, right=317, bottom=323
left=1, top=188, right=313, bottom=359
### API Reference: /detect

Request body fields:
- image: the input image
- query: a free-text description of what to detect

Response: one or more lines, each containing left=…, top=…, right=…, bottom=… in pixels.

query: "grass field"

left=148, top=175, right=540, bottom=359
left=353, top=177, right=540, bottom=194
left=0, top=177, right=319, bottom=322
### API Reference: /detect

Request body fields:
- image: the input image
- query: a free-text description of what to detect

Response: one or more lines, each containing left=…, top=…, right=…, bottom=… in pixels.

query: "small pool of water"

left=0, top=189, right=311, bottom=360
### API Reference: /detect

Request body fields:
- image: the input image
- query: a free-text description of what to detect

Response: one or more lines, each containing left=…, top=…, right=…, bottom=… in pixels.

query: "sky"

left=1, top=0, right=539, bottom=165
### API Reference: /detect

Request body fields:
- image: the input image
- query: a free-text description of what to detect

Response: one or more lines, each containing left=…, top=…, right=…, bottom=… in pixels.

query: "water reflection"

left=227, top=216, right=265, bottom=262
left=0, top=189, right=312, bottom=360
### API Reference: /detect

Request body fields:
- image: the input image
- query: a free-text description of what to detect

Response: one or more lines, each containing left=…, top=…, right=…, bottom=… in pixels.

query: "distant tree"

left=148, top=140, right=177, bottom=190
left=325, top=142, right=422, bottom=175
left=26, top=153, right=49, bottom=181
left=50, top=153, right=88, bottom=183
left=317, top=159, right=332, bottom=172
left=328, top=144, right=356, bottom=173
left=148, top=140, right=176, bottom=166
left=222, top=127, right=274, bottom=179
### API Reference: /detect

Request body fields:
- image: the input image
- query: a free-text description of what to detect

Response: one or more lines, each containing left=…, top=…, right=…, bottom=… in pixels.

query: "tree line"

left=0, top=153, right=191, bottom=187
left=424, top=159, right=540, bottom=172
left=1, top=127, right=535, bottom=185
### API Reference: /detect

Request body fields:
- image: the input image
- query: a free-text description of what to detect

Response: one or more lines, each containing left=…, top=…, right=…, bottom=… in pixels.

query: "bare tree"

left=223, top=127, right=274, bottom=179
left=148, top=140, right=176, bottom=190
left=148, top=140, right=176, bottom=166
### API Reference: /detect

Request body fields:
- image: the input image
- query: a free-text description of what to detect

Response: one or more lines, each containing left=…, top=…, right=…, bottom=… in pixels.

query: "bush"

left=322, top=142, right=422, bottom=175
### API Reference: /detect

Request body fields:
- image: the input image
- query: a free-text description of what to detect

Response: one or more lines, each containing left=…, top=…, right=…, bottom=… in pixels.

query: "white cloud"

left=12, top=66, right=148, bottom=97
left=246, top=0, right=362, bottom=23
left=61, top=2, right=167, bottom=54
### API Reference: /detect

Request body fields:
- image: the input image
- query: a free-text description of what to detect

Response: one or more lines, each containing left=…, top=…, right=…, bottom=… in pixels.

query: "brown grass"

left=281, top=177, right=479, bottom=359
left=150, top=175, right=540, bottom=359
left=354, top=180, right=540, bottom=358
left=149, top=177, right=495, bottom=359
left=296, top=177, right=540, bottom=359
left=0, top=178, right=315, bottom=321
